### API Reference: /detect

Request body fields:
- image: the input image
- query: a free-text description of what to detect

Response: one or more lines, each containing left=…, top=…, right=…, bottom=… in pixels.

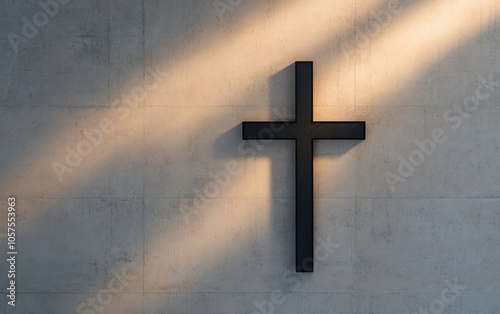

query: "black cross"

left=242, top=61, right=365, bottom=272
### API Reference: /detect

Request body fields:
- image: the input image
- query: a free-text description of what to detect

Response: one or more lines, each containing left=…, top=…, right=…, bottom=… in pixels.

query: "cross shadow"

left=214, top=63, right=364, bottom=276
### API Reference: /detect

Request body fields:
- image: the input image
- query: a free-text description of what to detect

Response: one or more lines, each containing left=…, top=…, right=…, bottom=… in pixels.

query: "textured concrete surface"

left=1, top=0, right=500, bottom=313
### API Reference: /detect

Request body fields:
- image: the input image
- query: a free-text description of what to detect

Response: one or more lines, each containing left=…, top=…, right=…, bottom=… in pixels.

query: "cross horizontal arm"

left=308, top=122, right=365, bottom=140
left=242, top=122, right=297, bottom=140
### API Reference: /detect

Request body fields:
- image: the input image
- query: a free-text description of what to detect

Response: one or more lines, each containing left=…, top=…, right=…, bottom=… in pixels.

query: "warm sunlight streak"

left=252, top=158, right=273, bottom=199
left=0, top=0, right=381, bottom=216
left=97, top=196, right=271, bottom=313
left=333, top=0, right=500, bottom=108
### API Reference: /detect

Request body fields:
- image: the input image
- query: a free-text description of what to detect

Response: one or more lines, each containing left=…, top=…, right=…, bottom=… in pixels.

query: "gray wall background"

left=1, top=0, right=499, bottom=313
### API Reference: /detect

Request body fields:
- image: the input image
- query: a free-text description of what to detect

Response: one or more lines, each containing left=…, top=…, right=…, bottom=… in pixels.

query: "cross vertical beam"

left=295, top=62, right=314, bottom=271
left=295, top=137, right=314, bottom=271
left=295, top=61, right=313, bottom=124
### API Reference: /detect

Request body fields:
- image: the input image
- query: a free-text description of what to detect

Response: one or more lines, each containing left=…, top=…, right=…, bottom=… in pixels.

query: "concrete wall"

left=1, top=0, right=500, bottom=313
